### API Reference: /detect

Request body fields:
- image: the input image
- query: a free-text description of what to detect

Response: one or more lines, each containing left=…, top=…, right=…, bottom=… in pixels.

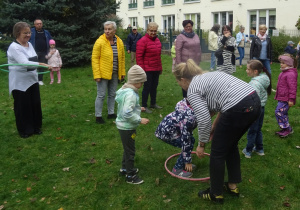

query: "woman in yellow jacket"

left=92, top=21, right=125, bottom=124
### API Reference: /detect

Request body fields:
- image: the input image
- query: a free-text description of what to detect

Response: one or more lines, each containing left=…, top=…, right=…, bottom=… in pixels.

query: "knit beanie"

left=49, top=39, right=56, bottom=45
left=278, top=55, right=294, bottom=67
left=127, top=65, right=147, bottom=84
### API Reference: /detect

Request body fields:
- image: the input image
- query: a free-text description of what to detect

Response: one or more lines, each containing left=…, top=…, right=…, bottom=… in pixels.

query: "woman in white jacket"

left=208, top=24, right=220, bottom=71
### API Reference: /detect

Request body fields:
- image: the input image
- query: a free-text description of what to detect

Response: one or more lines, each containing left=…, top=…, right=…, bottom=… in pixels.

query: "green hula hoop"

left=0, top=64, right=50, bottom=74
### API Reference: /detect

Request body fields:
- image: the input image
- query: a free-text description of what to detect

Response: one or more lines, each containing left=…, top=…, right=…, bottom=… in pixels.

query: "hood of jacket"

left=174, top=98, right=193, bottom=113
left=251, top=73, right=270, bottom=89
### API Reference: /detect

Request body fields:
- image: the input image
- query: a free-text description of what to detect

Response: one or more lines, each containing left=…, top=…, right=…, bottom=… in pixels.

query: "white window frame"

left=144, top=16, right=155, bottom=30
left=211, top=11, right=233, bottom=29
left=248, top=9, right=276, bottom=36
left=129, top=17, right=138, bottom=27
left=162, top=15, right=175, bottom=34
left=184, top=13, right=201, bottom=29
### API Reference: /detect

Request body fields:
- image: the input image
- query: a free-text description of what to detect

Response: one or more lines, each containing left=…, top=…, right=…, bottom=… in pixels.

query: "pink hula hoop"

left=164, top=151, right=210, bottom=182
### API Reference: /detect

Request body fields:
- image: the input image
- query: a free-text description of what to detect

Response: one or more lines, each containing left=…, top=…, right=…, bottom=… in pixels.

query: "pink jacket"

left=46, top=49, right=62, bottom=67
left=175, top=33, right=201, bottom=65
left=136, top=33, right=162, bottom=72
left=275, top=68, right=298, bottom=104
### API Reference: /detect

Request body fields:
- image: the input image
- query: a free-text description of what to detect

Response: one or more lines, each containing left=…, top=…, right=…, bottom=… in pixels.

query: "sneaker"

left=38, top=81, right=44, bottom=85
left=57, top=80, right=61, bottom=84
left=242, top=148, right=252, bottom=158
left=143, top=107, right=152, bottom=113
left=107, top=114, right=117, bottom=119
left=275, top=129, right=284, bottom=135
left=96, top=117, right=105, bottom=124
left=172, top=168, right=193, bottom=178
left=253, top=147, right=265, bottom=156
left=198, top=188, right=224, bottom=204
left=126, top=175, right=144, bottom=184
left=223, top=182, right=240, bottom=197
left=120, top=168, right=139, bottom=176
left=150, top=104, right=162, bottom=109
left=50, top=80, right=54, bottom=84
left=271, top=88, right=276, bottom=92
left=279, top=127, right=293, bottom=138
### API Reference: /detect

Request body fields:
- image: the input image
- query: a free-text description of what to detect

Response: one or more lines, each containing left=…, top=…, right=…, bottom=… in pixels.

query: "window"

left=129, top=0, right=137, bottom=9
left=144, top=0, right=154, bottom=7
left=144, top=16, right=154, bottom=29
left=162, top=15, right=175, bottom=33
left=184, top=13, right=201, bottom=29
left=162, top=0, right=175, bottom=5
left=212, top=11, right=233, bottom=29
left=129, top=17, right=138, bottom=27
left=248, top=9, right=276, bottom=35
left=184, top=0, right=200, bottom=3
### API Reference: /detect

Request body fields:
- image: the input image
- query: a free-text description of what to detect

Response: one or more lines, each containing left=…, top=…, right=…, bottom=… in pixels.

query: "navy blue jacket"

left=126, top=32, right=142, bottom=52
left=284, top=45, right=297, bottom=55
left=29, top=28, right=52, bottom=52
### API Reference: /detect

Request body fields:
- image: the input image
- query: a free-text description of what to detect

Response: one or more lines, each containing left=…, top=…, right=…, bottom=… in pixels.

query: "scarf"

left=181, top=30, right=195, bottom=38
left=121, top=83, right=138, bottom=93
left=257, top=33, right=267, bottom=41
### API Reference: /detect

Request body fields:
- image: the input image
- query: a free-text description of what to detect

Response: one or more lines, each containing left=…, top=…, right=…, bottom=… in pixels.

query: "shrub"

left=271, top=32, right=300, bottom=62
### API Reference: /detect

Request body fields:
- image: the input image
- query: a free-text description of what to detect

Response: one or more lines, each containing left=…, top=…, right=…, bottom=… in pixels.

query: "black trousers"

left=37, top=52, right=47, bottom=81
left=119, top=129, right=136, bottom=175
left=142, top=71, right=160, bottom=107
left=210, top=92, right=261, bottom=195
left=12, top=83, right=42, bottom=136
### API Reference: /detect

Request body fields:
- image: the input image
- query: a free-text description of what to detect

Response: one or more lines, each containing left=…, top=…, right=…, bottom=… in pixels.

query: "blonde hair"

left=259, top=24, right=267, bottom=31
left=173, top=59, right=205, bottom=81
left=147, top=22, right=158, bottom=30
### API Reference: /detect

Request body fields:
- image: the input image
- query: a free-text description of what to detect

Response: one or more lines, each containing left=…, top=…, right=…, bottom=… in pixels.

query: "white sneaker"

left=38, top=81, right=44, bottom=85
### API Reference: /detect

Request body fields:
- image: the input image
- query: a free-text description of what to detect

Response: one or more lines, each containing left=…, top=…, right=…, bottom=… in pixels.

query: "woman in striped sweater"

left=173, top=59, right=261, bottom=204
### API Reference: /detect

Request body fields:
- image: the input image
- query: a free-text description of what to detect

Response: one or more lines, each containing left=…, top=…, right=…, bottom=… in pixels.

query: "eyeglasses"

left=149, top=30, right=157, bottom=33
left=22, top=32, right=32, bottom=35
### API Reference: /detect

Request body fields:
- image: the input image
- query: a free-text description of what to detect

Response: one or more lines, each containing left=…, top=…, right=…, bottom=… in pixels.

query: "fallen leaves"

left=105, top=159, right=113, bottom=164
left=62, top=167, right=70, bottom=172
left=155, top=178, right=160, bottom=186
left=26, top=187, right=32, bottom=192
left=89, top=158, right=96, bottom=164
left=279, top=186, right=285, bottom=190
left=163, top=199, right=171, bottom=203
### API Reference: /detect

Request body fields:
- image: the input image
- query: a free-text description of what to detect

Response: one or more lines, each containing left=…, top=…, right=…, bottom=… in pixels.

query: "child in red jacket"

left=275, top=54, right=298, bottom=137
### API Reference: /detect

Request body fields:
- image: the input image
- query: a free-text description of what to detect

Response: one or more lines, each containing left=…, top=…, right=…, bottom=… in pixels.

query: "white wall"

left=117, top=0, right=300, bottom=35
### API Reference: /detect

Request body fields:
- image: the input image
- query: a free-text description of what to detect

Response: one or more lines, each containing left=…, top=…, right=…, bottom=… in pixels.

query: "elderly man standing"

left=29, top=18, right=52, bottom=85
left=126, top=26, right=142, bottom=67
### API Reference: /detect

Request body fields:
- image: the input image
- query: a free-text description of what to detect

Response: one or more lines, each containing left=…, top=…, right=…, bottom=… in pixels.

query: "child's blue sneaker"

left=252, top=147, right=265, bottom=156
left=242, top=148, right=252, bottom=158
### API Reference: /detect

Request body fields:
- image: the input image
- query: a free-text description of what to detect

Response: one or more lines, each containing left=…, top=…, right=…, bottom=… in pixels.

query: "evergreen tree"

left=0, top=0, right=120, bottom=66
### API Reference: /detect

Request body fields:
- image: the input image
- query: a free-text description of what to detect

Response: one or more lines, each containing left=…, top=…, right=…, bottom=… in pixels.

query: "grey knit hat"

left=127, top=65, right=147, bottom=84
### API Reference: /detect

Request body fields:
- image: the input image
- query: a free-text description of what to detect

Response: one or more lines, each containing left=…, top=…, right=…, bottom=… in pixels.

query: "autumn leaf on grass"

left=163, top=199, right=171, bottom=203
left=296, top=146, right=300, bottom=149
left=155, top=178, right=160, bottom=186
left=56, top=137, right=63, bottom=140
left=57, top=127, right=61, bottom=131
left=89, top=158, right=96, bottom=164
left=137, top=196, right=142, bottom=202
left=283, top=202, right=291, bottom=207
left=91, top=142, right=96, bottom=146
left=30, top=198, right=37, bottom=203
left=280, top=186, right=285, bottom=190
left=0, top=205, right=4, bottom=210
left=106, top=159, right=113, bottom=164
left=62, top=167, right=70, bottom=172
left=26, top=187, right=31, bottom=192
left=248, top=179, right=252, bottom=183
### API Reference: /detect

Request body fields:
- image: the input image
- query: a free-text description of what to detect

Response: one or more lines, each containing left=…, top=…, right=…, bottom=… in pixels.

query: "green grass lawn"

left=0, top=50, right=300, bottom=209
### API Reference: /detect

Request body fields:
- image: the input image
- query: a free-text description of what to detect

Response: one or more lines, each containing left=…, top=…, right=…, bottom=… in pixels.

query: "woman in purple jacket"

left=176, top=20, right=201, bottom=98
left=275, top=54, right=298, bottom=138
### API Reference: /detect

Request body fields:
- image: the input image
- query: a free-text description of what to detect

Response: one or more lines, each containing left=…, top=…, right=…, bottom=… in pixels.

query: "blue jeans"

left=246, top=107, right=265, bottom=152
left=95, top=72, right=118, bottom=117
left=259, top=59, right=271, bottom=75
left=236, top=47, right=244, bottom=66
left=210, top=51, right=216, bottom=70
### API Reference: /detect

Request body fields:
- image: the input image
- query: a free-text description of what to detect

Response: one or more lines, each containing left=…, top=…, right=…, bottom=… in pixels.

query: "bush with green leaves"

left=271, top=32, right=300, bottom=62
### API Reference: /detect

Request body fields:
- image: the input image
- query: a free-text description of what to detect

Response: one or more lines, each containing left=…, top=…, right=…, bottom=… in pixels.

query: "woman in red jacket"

left=136, top=22, right=162, bottom=113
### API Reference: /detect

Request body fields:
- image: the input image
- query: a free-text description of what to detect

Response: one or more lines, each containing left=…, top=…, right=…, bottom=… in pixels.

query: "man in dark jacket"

left=29, top=18, right=52, bottom=85
left=126, top=26, right=142, bottom=67
left=284, top=41, right=297, bottom=55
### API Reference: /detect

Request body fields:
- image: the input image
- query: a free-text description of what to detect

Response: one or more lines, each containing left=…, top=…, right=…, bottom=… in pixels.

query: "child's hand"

left=196, top=146, right=205, bottom=159
left=141, top=107, right=146, bottom=112
left=288, top=101, right=294, bottom=107
left=141, top=118, right=149, bottom=124
left=185, top=163, right=193, bottom=172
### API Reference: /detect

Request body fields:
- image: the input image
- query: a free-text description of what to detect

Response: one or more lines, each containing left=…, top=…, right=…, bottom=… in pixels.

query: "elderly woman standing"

left=250, top=24, right=273, bottom=74
left=173, top=59, right=261, bottom=204
left=136, top=22, right=162, bottom=114
left=92, top=21, right=125, bottom=124
left=7, top=22, right=51, bottom=138
left=176, top=20, right=201, bottom=97
left=208, top=24, right=220, bottom=71
left=236, top=25, right=248, bottom=68
left=216, top=25, right=236, bottom=75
